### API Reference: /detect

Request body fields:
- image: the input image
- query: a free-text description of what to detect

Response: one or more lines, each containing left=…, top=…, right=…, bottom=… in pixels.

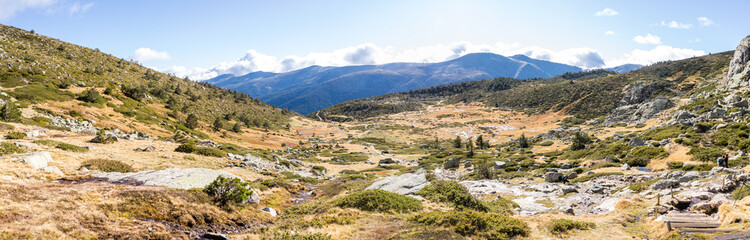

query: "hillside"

left=206, top=53, right=585, bottom=115
left=314, top=52, right=732, bottom=122
left=0, top=24, right=295, bottom=139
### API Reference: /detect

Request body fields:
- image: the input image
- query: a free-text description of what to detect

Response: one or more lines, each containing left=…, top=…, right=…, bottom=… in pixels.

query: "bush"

left=628, top=178, right=663, bottom=192
left=624, top=156, right=650, bottom=167
left=196, top=147, right=226, bottom=157
left=631, top=146, right=668, bottom=159
left=682, top=163, right=716, bottom=172
left=55, top=142, right=89, bottom=152
left=175, top=143, right=197, bottom=153
left=204, top=175, right=252, bottom=206
left=5, top=131, right=25, bottom=139
left=417, top=180, right=488, bottom=211
left=411, top=210, right=530, bottom=240
left=570, top=132, right=591, bottom=150
left=590, top=162, right=620, bottom=170
left=667, top=161, right=684, bottom=169
left=336, top=189, right=422, bottom=213
left=732, top=184, right=750, bottom=200
left=0, top=103, right=22, bottom=122
left=0, top=142, right=24, bottom=154
left=547, top=218, right=595, bottom=234
left=687, top=147, right=725, bottom=162
left=81, top=159, right=133, bottom=172
left=78, top=88, right=103, bottom=103
left=538, top=141, right=554, bottom=146
left=485, top=197, right=520, bottom=215
left=570, top=172, right=623, bottom=183
left=264, top=231, right=332, bottom=240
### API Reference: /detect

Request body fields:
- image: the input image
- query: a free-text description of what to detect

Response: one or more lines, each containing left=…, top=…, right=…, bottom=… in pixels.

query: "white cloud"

left=68, top=1, right=92, bottom=15
left=594, top=8, right=618, bottom=16
left=130, top=48, right=171, bottom=62
left=609, top=45, right=705, bottom=66
left=697, top=17, right=714, bottom=26
left=0, top=0, right=57, bottom=20
left=633, top=34, right=662, bottom=45
left=605, top=30, right=615, bottom=35
left=660, top=20, right=692, bottom=29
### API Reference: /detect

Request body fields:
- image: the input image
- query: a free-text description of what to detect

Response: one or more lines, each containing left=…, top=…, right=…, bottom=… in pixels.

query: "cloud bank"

left=0, top=0, right=57, bottom=20
left=633, top=34, right=662, bottom=45
left=131, top=47, right=170, bottom=62
left=594, top=8, right=618, bottom=17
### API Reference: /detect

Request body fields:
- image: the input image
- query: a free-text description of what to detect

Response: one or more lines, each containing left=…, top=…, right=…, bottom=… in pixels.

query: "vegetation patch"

left=5, top=131, right=25, bottom=139
left=687, top=147, right=725, bottom=162
left=417, top=180, right=488, bottom=211
left=0, top=142, right=24, bottom=155
left=204, top=175, right=252, bottom=206
left=547, top=218, right=595, bottom=234
left=81, top=159, right=133, bottom=173
left=335, top=189, right=422, bottom=213
left=410, top=210, right=529, bottom=240
left=195, top=147, right=226, bottom=158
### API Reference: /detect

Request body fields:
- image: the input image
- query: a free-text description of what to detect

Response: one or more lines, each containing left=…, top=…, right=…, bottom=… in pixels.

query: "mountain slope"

left=0, top=24, right=294, bottom=138
left=314, top=52, right=733, bottom=122
left=206, top=53, right=583, bottom=114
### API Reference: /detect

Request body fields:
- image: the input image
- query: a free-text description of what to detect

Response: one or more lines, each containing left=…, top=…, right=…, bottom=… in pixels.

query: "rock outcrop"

left=93, top=168, right=240, bottom=190
left=605, top=81, right=673, bottom=124
left=725, top=35, right=750, bottom=89
left=366, top=168, right=429, bottom=195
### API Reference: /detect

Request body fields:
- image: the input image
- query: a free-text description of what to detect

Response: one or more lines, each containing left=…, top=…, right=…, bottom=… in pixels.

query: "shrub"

left=590, top=162, right=620, bottom=170
left=336, top=189, right=422, bottom=213
left=196, top=147, right=225, bottom=157
left=204, top=175, right=252, bottom=206
left=0, top=142, right=24, bottom=154
left=624, top=156, right=650, bottom=167
left=538, top=141, right=554, bottom=146
left=411, top=210, right=530, bottom=240
left=628, top=178, right=663, bottom=192
left=0, top=103, right=22, bottom=122
left=81, top=159, right=133, bottom=172
left=56, top=142, right=88, bottom=152
left=547, top=218, right=595, bottom=234
left=642, top=125, right=686, bottom=141
left=417, top=180, right=488, bottom=211
left=682, top=163, right=716, bottom=172
left=570, top=172, right=623, bottom=183
left=264, top=231, right=332, bottom=240
left=731, top=184, right=750, bottom=200
left=667, top=161, right=684, bottom=169
left=5, top=131, right=25, bottom=139
left=687, top=147, right=725, bottom=162
left=78, top=88, right=103, bottom=103
left=486, top=197, right=520, bottom=215
left=631, top=146, right=668, bottom=159
left=570, top=132, right=590, bottom=150
left=175, top=143, right=197, bottom=153
left=471, top=159, right=496, bottom=180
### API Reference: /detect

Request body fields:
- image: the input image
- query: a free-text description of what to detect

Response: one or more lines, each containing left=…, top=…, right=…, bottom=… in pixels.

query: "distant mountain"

left=206, top=53, right=583, bottom=115
left=606, top=64, right=644, bottom=73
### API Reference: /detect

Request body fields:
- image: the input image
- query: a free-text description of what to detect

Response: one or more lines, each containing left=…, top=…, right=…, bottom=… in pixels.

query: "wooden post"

left=657, top=193, right=660, bottom=206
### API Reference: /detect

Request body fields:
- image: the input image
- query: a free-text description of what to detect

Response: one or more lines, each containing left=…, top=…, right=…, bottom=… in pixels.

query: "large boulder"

left=366, top=168, right=429, bottom=195
left=94, top=168, right=240, bottom=190
left=725, top=35, right=750, bottom=89
left=628, top=137, right=646, bottom=147
left=677, top=171, right=700, bottom=183
left=443, top=157, right=460, bottom=169
left=14, top=152, right=53, bottom=169
left=651, top=179, right=680, bottom=190
left=494, top=161, right=506, bottom=169
left=545, top=172, right=563, bottom=182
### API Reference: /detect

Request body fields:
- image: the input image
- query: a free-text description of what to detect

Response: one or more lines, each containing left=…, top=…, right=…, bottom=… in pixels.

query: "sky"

left=1, top=0, right=748, bottom=80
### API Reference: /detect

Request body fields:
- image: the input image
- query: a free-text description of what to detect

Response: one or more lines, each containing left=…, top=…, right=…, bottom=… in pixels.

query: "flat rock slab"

left=366, top=168, right=429, bottom=195
left=14, top=152, right=53, bottom=169
left=93, top=168, right=239, bottom=189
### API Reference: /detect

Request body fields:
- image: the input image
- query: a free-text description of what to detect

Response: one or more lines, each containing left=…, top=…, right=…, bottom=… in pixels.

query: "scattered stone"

left=628, top=137, right=646, bottom=147
left=621, top=163, right=630, bottom=171
left=590, top=184, right=606, bottom=194
left=261, top=207, right=277, bottom=217
left=379, top=158, right=397, bottom=164
left=41, top=166, right=63, bottom=176
left=201, top=233, right=228, bottom=240
left=14, top=152, right=53, bottom=169
left=678, top=171, right=700, bottom=183
left=25, top=130, right=44, bottom=138
left=561, top=186, right=578, bottom=194
left=494, top=161, right=506, bottom=169
left=560, top=163, right=571, bottom=169
left=135, top=145, right=156, bottom=151
left=443, top=157, right=460, bottom=169
left=93, top=168, right=240, bottom=189
left=545, top=172, right=563, bottom=182
left=14, top=142, right=38, bottom=148
left=651, top=179, right=680, bottom=190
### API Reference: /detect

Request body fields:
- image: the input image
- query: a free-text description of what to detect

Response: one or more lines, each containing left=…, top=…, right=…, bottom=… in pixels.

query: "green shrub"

left=81, top=159, right=133, bottom=172
left=0, top=103, right=22, bottom=122
left=624, top=156, right=650, bottom=167
left=687, top=147, right=725, bottom=162
left=547, top=218, right=595, bottom=234
left=570, top=172, right=623, bottom=183
left=196, top=147, right=225, bottom=157
left=538, top=141, right=554, bottom=146
left=336, top=189, right=422, bottom=213
left=78, top=88, right=104, bottom=103
left=590, top=162, right=620, bottom=170
left=0, top=142, right=24, bottom=155
left=417, top=180, right=488, bottom=211
left=263, top=231, right=332, bottom=240
left=731, top=184, right=750, bottom=200
left=5, top=131, right=25, bottom=139
left=175, top=143, right=197, bottom=153
left=667, top=161, right=684, bottom=169
left=411, top=210, right=530, bottom=240
left=642, top=125, right=686, bottom=141
left=628, top=178, right=663, bottom=193
left=631, top=146, right=668, bottom=159
left=56, top=142, right=88, bottom=152
left=204, top=175, right=252, bottom=206
left=485, top=197, right=520, bottom=216
left=682, top=163, right=716, bottom=172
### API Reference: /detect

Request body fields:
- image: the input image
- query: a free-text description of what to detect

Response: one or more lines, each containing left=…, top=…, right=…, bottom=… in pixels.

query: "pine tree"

left=213, top=117, right=223, bottom=131
left=453, top=136, right=462, bottom=148
left=185, top=114, right=199, bottom=129
left=0, top=103, right=21, bottom=122
left=571, top=131, right=591, bottom=150
left=232, top=122, right=242, bottom=133
left=467, top=139, right=475, bottom=158
left=519, top=134, right=529, bottom=148
left=476, top=135, right=484, bottom=149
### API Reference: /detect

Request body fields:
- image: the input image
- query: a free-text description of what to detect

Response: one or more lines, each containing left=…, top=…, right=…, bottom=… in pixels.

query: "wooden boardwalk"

left=663, top=213, right=720, bottom=231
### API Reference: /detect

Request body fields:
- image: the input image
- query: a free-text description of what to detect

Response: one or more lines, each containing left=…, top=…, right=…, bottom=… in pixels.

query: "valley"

left=1, top=22, right=750, bottom=240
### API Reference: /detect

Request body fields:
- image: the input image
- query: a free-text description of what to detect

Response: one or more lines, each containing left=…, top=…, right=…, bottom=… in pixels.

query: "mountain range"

left=206, top=53, right=642, bottom=115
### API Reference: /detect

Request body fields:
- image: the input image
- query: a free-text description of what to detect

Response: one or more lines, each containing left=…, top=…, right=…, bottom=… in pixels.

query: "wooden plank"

left=715, top=231, right=750, bottom=240
left=668, top=213, right=709, bottom=217
left=679, top=228, right=740, bottom=234
left=667, top=222, right=721, bottom=228
left=663, top=217, right=717, bottom=223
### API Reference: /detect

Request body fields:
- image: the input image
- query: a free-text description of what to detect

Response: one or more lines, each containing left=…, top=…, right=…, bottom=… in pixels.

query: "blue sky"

left=1, top=0, right=748, bottom=79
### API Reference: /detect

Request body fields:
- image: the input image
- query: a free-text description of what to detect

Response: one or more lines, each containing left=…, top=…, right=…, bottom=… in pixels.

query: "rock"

left=494, top=161, right=506, bottom=169
left=464, top=161, right=472, bottom=168
left=621, top=163, right=631, bottom=171
left=613, top=133, right=625, bottom=140
left=651, top=179, right=680, bottom=190
left=649, top=205, right=670, bottom=215
left=628, top=137, right=646, bottom=147
left=14, top=142, right=38, bottom=148
left=669, top=110, right=698, bottom=126
left=667, top=171, right=685, bottom=179
left=660, top=139, right=671, bottom=146
left=41, top=166, right=63, bottom=176
left=25, top=130, right=44, bottom=138
left=730, top=151, right=745, bottom=161
left=135, top=145, right=156, bottom=152
left=443, top=157, right=460, bottom=169
left=690, top=202, right=716, bottom=215
left=201, top=233, right=228, bottom=240
left=14, top=152, right=53, bottom=169
left=90, top=134, right=117, bottom=143
left=261, top=207, right=277, bottom=217
left=560, top=163, right=571, bottom=169
left=561, top=207, right=575, bottom=215
left=702, top=108, right=727, bottom=119
left=667, top=197, right=692, bottom=210
left=93, top=168, right=241, bottom=189
left=711, top=167, right=740, bottom=175
left=366, top=169, right=429, bottom=195
left=590, top=184, right=606, bottom=194
left=379, top=158, right=397, bottom=164
left=725, top=35, right=750, bottom=89
left=545, top=172, right=563, bottom=182
left=677, top=171, right=700, bottom=183
left=566, top=172, right=578, bottom=180
left=561, top=186, right=578, bottom=194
